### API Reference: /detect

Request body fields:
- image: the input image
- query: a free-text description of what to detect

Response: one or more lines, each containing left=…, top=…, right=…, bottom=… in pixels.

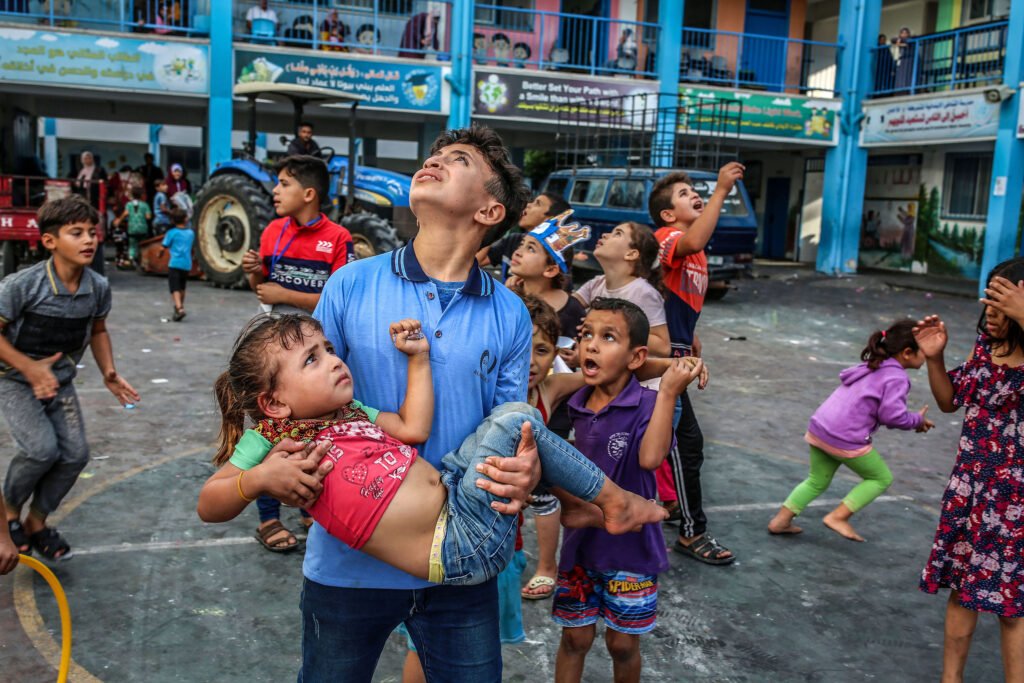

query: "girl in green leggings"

left=768, top=320, right=934, bottom=541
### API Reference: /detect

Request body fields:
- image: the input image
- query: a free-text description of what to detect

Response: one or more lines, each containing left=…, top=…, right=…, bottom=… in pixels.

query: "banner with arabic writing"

left=0, top=27, right=207, bottom=95
left=235, top=48, right=446, bottom=114
left=678, top=86, right=840, bottom=145
left=861, top=92, right=999, bottom=146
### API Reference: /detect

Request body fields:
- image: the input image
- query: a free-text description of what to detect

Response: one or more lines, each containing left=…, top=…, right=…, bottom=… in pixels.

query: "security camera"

left=984, top=86, right=1016, bottom=103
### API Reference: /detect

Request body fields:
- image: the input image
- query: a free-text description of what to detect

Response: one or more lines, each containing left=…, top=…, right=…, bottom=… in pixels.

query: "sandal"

left=172, top=308, right=186, bottom=322
left=8, top=519, right=30, bottom=554
left=255, top=520, right=301, bottom=553
left=672, top=534, right=735, bottom=566
left=521, top=575, right=556, bottom=600
left=29, top=527, right=73, bottom=561
left=662, top=501, right=681, bottom=524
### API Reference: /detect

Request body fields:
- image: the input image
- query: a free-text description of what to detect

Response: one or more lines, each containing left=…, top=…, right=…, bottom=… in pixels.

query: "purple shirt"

left=560, top=376, right=670, bottom=575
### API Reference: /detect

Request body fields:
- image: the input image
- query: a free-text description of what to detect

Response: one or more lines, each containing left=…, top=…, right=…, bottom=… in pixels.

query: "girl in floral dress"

left=917, top=257, right=1024, bottom=682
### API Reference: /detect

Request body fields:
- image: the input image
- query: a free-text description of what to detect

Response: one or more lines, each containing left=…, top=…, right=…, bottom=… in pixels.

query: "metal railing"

left=869, top=21, right=1008, bottom=97
left=474, top=5, right=659, bottom=78
left=0, top=0, right=206, bottom=35
left=679, top=27, right=841, bottom=95
left=235, top=0, right=453, bottom=59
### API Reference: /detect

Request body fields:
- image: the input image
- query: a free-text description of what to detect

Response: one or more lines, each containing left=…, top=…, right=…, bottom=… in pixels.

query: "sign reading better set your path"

left=235, top=49, right=445, bottom=114
left=0, top=28, right=207, bottom=94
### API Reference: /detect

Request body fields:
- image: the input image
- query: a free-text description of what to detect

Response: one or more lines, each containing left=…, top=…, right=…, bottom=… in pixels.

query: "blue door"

left=762, top=177, right=790, bottom=259
left=741, top=0, right=789, bottom=90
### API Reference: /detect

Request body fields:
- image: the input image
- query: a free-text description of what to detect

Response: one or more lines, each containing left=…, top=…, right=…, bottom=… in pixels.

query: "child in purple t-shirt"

left=553, top=297, right=702, bottom=682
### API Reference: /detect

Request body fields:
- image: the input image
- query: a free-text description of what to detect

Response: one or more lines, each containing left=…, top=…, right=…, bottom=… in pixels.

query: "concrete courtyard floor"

left=0, top=261, right=1008, bottom=682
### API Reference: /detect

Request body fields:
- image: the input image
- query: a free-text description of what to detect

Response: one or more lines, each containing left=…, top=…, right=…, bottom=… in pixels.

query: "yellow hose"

left=17, top=554, right=71, bottom=683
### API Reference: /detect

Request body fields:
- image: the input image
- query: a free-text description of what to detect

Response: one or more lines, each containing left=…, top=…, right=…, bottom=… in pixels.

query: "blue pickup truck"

left=542, top=167, right=756, bottom=299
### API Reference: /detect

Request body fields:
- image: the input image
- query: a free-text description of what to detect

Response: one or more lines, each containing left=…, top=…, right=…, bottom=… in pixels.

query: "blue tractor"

left=194, top=83, right=417, bottom=288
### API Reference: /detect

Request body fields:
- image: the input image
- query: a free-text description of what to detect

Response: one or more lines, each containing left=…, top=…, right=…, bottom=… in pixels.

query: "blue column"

left=206, top=0, right=234, bottom=174
left=816, top=0, right=882, bottom=274
left=979, top=1, right=1024, bottom=293
left=652, top=0, right=683, bottom=167
left=42, top=117, right=57, bottom=178
left=446, top=0, right=474, bottom=129
left=148, top=124, right=162, bottom=164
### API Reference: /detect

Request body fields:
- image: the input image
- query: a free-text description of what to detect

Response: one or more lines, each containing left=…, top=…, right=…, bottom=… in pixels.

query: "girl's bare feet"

left=823, top=506, right=865, bottom=542
left=554, top=484, right=668, bottom=534
left=768, top=507, right=803, bottom=535
left=556, top=494, right=605, bottom=529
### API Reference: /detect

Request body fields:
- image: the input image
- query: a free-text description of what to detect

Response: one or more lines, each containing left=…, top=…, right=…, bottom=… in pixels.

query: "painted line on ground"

left=705, top=495, right=914, bottom=514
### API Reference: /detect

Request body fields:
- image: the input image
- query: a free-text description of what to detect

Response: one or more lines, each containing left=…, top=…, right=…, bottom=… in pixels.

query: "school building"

left=0, top=0, right=1020, bottom=288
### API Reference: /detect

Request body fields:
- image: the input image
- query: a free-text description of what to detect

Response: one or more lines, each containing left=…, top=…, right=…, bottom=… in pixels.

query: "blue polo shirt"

left=306, top=242, right=532, bottom=589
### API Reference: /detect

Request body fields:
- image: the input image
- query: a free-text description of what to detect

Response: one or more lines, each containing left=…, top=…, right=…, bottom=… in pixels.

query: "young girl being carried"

left=198, top=314, right=686, bottom=585
left=917, top=257, right=1024, bottom=679
left=768, top=320, right=933, bottom=541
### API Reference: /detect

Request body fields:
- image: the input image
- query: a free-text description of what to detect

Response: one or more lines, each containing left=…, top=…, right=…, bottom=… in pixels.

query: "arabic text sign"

left=235, top=49, right=445, bottom=113
left=473, top=68, right=657, bottom=122
left=678, top=86, right=839, bottom=144
left=861, top=92, right=999, bottom=145
left=0, top=28, right=207, bottom=94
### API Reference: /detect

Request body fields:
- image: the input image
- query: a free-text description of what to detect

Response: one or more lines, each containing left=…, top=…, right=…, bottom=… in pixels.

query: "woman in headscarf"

left=164, top=163, right=191, bottom=197
left=69, top=151, right=108, bottom=209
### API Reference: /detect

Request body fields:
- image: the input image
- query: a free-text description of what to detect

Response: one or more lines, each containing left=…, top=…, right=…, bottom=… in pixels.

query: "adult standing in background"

left=70, top=151, right=107, bottom=210
left=893, top=28, right=916, bottom=94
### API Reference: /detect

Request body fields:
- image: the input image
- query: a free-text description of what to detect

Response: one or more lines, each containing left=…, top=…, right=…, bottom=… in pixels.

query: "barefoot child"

left=198, top=313, right=674, bottom=585
left=1, top=196, right=139, bottom=561
left=768, top=320, right=933, bottom=542
left=917, top=257, right=1024, bottom=679
left=554, top=298, right=699, bottom=683
left=158, top=207, right=194, bottom=322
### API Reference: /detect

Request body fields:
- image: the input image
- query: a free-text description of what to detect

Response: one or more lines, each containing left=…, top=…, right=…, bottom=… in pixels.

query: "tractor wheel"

left=0, top=241, right=17, bottom=278
left=343, top=211, right=403, bottom=260
left=705, top=283, right=730, bottom=302
left=194, top=174, right=274, bottom=288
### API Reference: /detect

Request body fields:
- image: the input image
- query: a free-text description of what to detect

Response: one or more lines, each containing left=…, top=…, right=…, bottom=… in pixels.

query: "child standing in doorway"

left=917, top=258, right=1024, bottom=680
left=767, top=320, right=933, bottom=541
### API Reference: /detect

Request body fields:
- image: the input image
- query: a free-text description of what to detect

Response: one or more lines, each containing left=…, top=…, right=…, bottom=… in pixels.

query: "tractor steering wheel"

left=317, top=146, right=336, bottom=164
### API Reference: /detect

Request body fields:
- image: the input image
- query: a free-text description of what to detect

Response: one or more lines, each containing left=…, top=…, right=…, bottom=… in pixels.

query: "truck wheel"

left=342, top=211, right=403, bottom=260
left=0, top=241, right=17, bottom=278
left=194, top=174, right=274, bottom=288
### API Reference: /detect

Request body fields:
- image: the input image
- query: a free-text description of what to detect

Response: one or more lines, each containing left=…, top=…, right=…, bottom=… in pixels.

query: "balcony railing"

left=869, top=21, right=1008, bottom=97
left=473, top=5, right=659, bottom=78
left=0, top=0, right=206, bottom=36
left=680, top=27, right=840, bottom=95
left=235, top=0, right=452, bottom=60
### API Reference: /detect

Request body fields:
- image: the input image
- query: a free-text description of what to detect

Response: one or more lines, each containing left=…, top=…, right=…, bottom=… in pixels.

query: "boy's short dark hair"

left=166, top=206, right=189, bottom=226
left=430, top=125, right=530, bottom=234
left=38, top=195, right=99, bottom=237
left=648, top=171, right=694, bottom=228
left=130, top=185, right=144, bottom=200
left=589, top=297, right=649, bottom=347
left=520, top=293, right=560, bottom=346
left=299, top=121, right=314, bottom=130
left=541, top=191, right=571, bottom=217
left=274, top=155, right=329, bottom=204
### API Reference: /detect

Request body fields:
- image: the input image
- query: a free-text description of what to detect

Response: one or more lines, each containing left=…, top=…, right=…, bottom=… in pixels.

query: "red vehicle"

left=0, top=175, right=108, bottom=277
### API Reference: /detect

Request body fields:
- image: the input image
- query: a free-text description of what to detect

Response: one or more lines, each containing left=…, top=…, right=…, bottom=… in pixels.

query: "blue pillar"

left=979, top=1, right=1024, bottom=293
left=42, top=117, right=57, bottom=178
left=207, top=0, right=233, bottom=174
left=447, top=0, right=474, bottom=129
left=817, top=0, right=882, bottom=274
left=255, top=132, right=267, bottom=160
left=148, top=124, right=162, bottom=164
left=652, top=0, right=683, bottom=167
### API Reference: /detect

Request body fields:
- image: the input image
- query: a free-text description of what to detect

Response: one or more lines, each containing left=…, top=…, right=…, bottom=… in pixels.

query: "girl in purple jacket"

left=768, top=320, right=934, bottom=541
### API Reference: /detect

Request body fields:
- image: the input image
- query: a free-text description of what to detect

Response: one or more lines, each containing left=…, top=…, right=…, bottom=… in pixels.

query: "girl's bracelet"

left=237, top=471, right=255, bottom=502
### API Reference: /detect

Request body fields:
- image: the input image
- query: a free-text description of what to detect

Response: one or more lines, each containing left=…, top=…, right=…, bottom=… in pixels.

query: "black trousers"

left=666, top=391, right=706, bottom=538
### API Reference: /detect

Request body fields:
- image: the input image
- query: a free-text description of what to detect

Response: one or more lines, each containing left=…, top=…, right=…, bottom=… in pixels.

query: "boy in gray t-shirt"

left=0, top=196, right=138, bottom=561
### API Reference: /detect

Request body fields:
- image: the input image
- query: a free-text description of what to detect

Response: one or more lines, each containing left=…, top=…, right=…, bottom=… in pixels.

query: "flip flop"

left=521, top=575, right=556, bottom=600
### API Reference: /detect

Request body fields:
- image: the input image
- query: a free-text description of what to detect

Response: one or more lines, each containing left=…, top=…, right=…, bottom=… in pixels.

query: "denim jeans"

left=255, top=494, right=308, bottom=524
left=298, top=576, right=501, bottom=683
left=0, top=379, right=88, bottom=516
left=438, top=402, right=605, bottom=586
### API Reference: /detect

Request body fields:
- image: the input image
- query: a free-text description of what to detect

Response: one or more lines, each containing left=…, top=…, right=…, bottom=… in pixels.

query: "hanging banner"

left=235, top=48, right=446, bottom=114
left=861, top=91, right=999, bottom=145
left=472, top=67, right=657, bottom=122
left=677, top=85, right=840, bottom=145
left=0, top=27, right=208, bottom=95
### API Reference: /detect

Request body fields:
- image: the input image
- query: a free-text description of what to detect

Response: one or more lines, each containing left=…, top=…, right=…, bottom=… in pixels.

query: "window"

left=962, top=0, right=1011, bottom=23
left=545, top=176, right=569, bottom=197
left=474, top=0, right=533, bottom=31
left=943, top=153, right=992, bottom=219
left=607, top=180, right=645, bottom=209
left=691, top=179, right=750, bottom=217
left=569, top=179, right=608, bottom=206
